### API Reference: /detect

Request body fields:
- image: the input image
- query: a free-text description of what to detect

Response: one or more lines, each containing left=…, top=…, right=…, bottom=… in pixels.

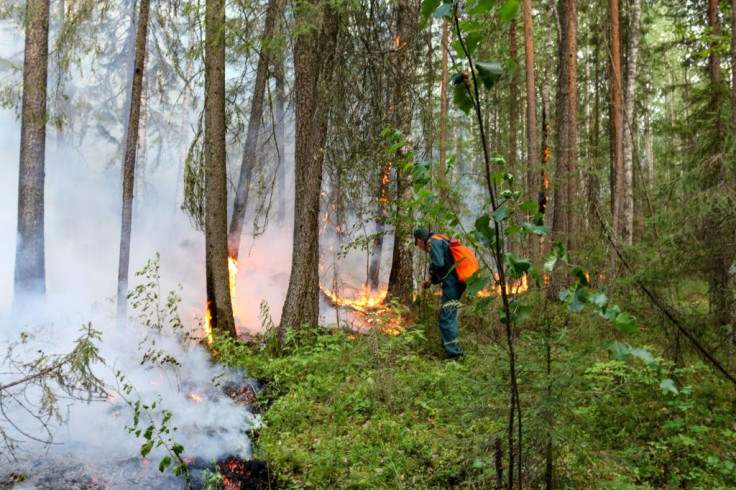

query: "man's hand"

left=422, top=279, right=432, bottom=290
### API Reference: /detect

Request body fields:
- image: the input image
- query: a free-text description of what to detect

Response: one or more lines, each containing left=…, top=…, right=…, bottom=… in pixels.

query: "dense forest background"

left=2, top=0, right=736, bottom=487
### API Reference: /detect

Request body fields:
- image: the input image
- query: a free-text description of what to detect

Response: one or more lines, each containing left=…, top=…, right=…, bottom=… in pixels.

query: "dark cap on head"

left=413, top=228, right=430, bottom=241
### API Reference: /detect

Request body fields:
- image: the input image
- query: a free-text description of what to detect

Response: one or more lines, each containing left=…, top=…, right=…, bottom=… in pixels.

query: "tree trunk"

left=275, top=60, right=287, bottom=226
left=386, top=0, right=419, bottom=306
left=367, top=163, right=390, bottom=291
left=439, top=19, right=449, bottom=203
left=204, top=0, right=236, bottom=337
left=522, top=0, right=538, bottom=193
left=115, top=0, right=150, bottom=324
left=279, top=2, right=340, bottom=334
left=509, top=18, right=518, bottom=169
left=522, top=0, right=538, bottom=261
left=228, top=0, right=281, bottom=260
left=14, top=0, right=50, bottom=312
left=609, top=0, right=623, bottom=240
left=552, top=0, right=577, bottom=251
left=621, top=0, right=642, bottom=245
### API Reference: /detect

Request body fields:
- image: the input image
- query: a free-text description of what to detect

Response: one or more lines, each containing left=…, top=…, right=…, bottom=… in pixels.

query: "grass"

left=210, top=293, right=736, bottom=489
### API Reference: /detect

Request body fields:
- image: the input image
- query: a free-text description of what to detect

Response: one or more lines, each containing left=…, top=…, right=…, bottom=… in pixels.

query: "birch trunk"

left=116, top=0, right=150, bottom=324
left=621, top=0, right=642, bottom=245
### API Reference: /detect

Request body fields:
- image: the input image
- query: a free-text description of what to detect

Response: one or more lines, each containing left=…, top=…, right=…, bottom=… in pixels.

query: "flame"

left=379, top=164, right=391, bottom=203
left=142, top=459, right=150, bottom=467
left=322, top=285, right=388, bottom=313
left=189, top=393, right=203, bottom=402
left=204, top=301, right=213, bottom=345
left=321, top=285, right=404, bottom=335
left=396, top=35, right=401, bottom=47
left=475, top=274, right=530, bottom=298
left=203, top=257, right=238, bottom=344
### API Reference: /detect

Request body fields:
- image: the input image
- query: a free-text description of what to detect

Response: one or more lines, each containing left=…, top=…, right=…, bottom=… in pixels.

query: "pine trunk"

left=621, top=0, right=641, bottom=245
left=204, top=0, right=236, bottom=337
left=386, top=0, right=419, bottom=306
left=609, top=0, right=623, bottom=240
left=552, top=0, right=577, bottom=251
left=509, top=18, right=518, bottom=169
left=279, top=3, right=340, bottom=333
left=14, top=0, right=50, bottom=311
left=522, top=0, right=538, bottom=201
left=115, top=0, right=150, bottom=323
left=439, top=19, right=449, bottom=203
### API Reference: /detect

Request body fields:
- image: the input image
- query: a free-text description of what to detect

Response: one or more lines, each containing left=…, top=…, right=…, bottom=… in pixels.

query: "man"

left=413, top=228, right=465, bottom=360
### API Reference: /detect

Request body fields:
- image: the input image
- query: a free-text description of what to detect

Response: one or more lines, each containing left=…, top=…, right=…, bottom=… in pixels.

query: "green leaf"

left=630, top=348, right=657, bottom=367
left=613, top=312, right=638, bottom=334
left=141, top=440, right=154, bottom=457
left=544, top=253, right=557, bottom=272
left=450, top=72, right=465, bottom=86
left=606, top=340, right=630, bottom=360
left=469, top=0, right=496, bottom=15
left=497, top=0, right=519, bottom=22
left=159, top=455, right=172, bottom=472
left=504, top=224, right=521, bottom=236
left=511, top=299, right=531, bottom=324
left=660, top=378, right=679, bottom=394
left=572, top=265, right=589, bottom=286
left=475, top=214, right=494, bottom=244
left=519, top=200, right=537, bottom=212
left=568, top=287, right=588, bottom=313
left=558, top=288, right=570, bottom=302
left=521, top=222, right=549, bottom=236
left=589, top=292, right=608, bottom=308
left=504, top=254, right=531, bottom=277
left=465, top=32, right=483, bottom=56
left=453, top=83, right=474, bottom=114
left=491, top=205, right=510, bottom=222
left=467, top=273, right=491, bottom=296
left=434, top=2, right=453, bottom=18
left=475, top=61, right=503, bottom=90
left=421, top=0, right=442, bottom=23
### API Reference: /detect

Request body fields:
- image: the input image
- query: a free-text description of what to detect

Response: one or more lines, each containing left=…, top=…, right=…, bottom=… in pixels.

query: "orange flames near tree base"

left=321, top=286, right=404, bottom=336
left=203, top=256, right=239, bottom=345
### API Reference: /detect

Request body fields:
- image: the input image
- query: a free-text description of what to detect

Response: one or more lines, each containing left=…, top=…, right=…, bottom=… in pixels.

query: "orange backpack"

left=433, top=234, right=480, bottom=283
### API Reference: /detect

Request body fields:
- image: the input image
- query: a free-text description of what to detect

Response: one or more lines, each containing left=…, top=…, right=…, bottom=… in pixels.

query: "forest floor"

left=213, top=291, right=736, bottom=489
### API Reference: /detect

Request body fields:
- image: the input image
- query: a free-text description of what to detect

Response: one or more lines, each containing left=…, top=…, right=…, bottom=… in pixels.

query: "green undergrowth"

left=210, top=302, right=736, bottom=489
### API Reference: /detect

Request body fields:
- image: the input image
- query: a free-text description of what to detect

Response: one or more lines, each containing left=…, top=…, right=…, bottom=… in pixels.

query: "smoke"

left=0, top=15, right=287, bottom=487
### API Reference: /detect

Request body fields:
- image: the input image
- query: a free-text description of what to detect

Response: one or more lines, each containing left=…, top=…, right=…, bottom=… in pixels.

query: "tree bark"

left=14, top=0, right=50, bottom=311
left=609, top=0, right=623, bottom=240
left=279, top=2, right=340, bottom=334
left=115, top=0, right=149, bottom=324
left=522, top=0, right=538, bottom=197
left=228, top=0, right=282, bottom=260
left=621, top=0, right=642, bottom=245
left=275, top=59, right=287, bottom=226
left=439, top=19, right=449, bottom=203
left=204, top=0, right=236, bottom=337
left=386, top=0, right=419, bottom=306
left=509, top=18, right=518, bottom=169
left=552, top=0, right=577, bottom=251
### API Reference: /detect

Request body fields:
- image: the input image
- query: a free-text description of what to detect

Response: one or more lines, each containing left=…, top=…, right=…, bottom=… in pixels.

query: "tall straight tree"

left=386, top=0, right=419, bottom=305
left=116, top=0, right=150, bottom=323
left=279, top=0, right=340, bottom=333
left=522, top=0, right=538, bottom=258
left=228, top=0, right=282, bottom=260
left=204, top=0, right=236, bottom=336
left=552, top=0, right=577, bottom=250
left=609, top=0, right=624, bottom=240
left=621, top=0, right=642, bottom=245
left=14, top=0, right=50, bottom=311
